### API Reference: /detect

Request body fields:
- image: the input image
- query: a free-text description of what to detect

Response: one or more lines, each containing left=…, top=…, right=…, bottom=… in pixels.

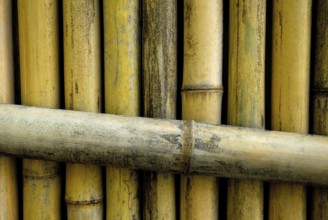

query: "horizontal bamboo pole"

left=2, top=104, right=328, bottom=186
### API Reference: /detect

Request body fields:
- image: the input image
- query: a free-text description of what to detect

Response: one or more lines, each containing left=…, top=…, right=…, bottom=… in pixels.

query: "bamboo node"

left=181, top=120, right=195, bottom=174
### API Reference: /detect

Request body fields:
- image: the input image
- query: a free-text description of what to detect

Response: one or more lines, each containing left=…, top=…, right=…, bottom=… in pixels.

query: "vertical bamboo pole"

left=227, top=1, right=265, bottom=219
left=142, top=0, right=177, bottom=219
left=312, top=0, right=328, bottom=219
left=104, top=0, right=140, bottom=219
left=270, top=1, right=311, bottom=219
left=181, top=1, right=222, bottom=219
left=18, top=0, right=61, bottom=219
left=0, top=0, right=18, bottom=219
left=64, top=0, right=103, bottom=219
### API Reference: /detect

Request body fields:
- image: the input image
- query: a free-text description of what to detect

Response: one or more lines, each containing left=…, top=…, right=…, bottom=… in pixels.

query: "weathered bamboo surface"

left=228, top=0, right=266, bottom=219
left=270, top=0, right=311, bottom=219
left=104, top=0, right=140, bottom=219
left=142, top=0, right=177, bottom=219
left=0, top=0, right=18, bottom=219
left=312, top=0, right=328, bottom=219
left=3, top=104, right=328, bottom=186
left=181, top=0, right=223, bottom=219
left=63, top=0, right=103, bottom=218
left=18, top=0, right=61, bottom=219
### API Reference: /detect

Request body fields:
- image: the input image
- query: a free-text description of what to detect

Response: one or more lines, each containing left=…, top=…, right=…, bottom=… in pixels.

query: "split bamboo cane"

left=312, top=0, right=328, bottom=219
left=104, top=0, right=140, bottom=219
left=0, top=0, right=18, bottom=219
left=227, top=1, right=265, bottom=219
left=142, top=0, right=177, bottom=219
left=181, top=0, right=222, bottom=219
left=18, top=0, right=61, bottom=219
left=63, top=0, right=103, bottom=219
left=270, top=1, right=312, bottom=219
left=4, top=104, right=328, bottom=185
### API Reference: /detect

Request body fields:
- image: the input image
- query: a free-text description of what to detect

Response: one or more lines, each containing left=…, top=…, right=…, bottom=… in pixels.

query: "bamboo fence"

left=228, top=0, right=266, bottom=219
left=104, top=0, right=141, bottom=219
left=0, top=0, right=18, bottom=219
left=1, top=1, right=328, bottom=218
left=63, top=0, right=103, bottom=218
left=312, top=0, right=328, bottom=219
left=142, top=0, right=177, bottom=219
left=270, top=0, right=311, bottom=219
left=18, top=0, right=61, bottom=219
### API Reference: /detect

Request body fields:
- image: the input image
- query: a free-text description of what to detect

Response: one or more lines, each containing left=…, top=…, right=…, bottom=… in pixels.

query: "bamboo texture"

left=312, top=0, right=328, bottom=219
left=104, top=0, right=140, bottom=219
left=228, top=1, right=266, bottom=219
left=4, top=104, right=328, bottom=185
left=142, top=0, right=177, bottom=219
left=270, top=0, right=312, bottom=219
left=18, top=0, right=61, bottom=219
left=0, top=0, right=18, bottom=219
left=181, top=0, right=222, bottom=219
left=63, top=0, right=103, bottom=219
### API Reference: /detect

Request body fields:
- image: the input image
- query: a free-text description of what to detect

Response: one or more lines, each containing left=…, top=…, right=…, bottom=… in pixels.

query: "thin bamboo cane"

left=18, top=0, right=61, bottom=219
left=181, top=0, right=222, bottom=219
left=63, top=0, right=103, bottom=219
left=4, top=104, right=328, bottom=185
left=227, top=1, right=266, bottom=219
left=142, top=0, right=177, bottom=219
left=312, top=0, right=328, bottom=219
left=270, top=0, right=311, bottom=219
left=0, top=0, right=18, bottom=219
left=104, top=0, right=140, bottom=219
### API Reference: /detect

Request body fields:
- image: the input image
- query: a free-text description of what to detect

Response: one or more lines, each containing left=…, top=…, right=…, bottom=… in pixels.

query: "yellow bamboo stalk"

left=181, top=0, right=222, bottom=219
left=227, top=1, right=266, bottom=219
left=18, top=0, right=61, bottom=219
left=270, top=0, right=311, bottom=219
left=142, top=0, right=177, bottom=219
left=312, top=0, right=328, bottom=219
left=104, top=0, right=140, bottom=219
left=63, top=0, right=103, bottom=219
left=0, top=0, right=18, bottom=219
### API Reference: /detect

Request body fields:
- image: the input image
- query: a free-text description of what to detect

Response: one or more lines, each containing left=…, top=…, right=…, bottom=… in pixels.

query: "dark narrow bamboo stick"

left=270, top=1, right=312, bottom=219
left=3, top=104, right=328, bottom=185
left=0, top=0, right=18, bottom=219
left=142, top=0, right=177, bottom=219
left=312, top=0, right=328, bottom=219
left=227, top=1, right=266, bottom=219
left=181, top=0, right=223, bottom=219
left=63, top=0, right=103, bottom=218
left=18, top=0, right=61, bottom=219
left=104, top=0, right=141, bottom=219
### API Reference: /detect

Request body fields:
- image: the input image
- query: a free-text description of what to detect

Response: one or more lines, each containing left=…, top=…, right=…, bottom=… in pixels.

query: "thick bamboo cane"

left=227, top=1, right=266, bottom=219
left=0, top=0, right=18, bottom=219
left=18, top=0, right=61, bottom=219
left=270, top=1, right=311, bottom=219
left=4, top=104, right=328, bottom=185
left=181, top=0, right=222, bottom=219
left=63, top=0, right=103, bottom=218
left=142, top=0, right=177, bottom=219
left=104, top=0, right=140, bottom=219
left=312, top=0, right=328, bottom=219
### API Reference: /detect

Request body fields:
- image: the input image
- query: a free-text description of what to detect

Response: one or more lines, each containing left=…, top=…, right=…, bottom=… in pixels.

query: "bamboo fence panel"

left=63, top=0, right=103, bottom=218
left=4, top=104, right=328, bottom=185
left=18, top=0, right=61, bottom=219
left=312, top=0, right=328, bottom=219
left=181, top=0, right=222, bottom=219
left=104, top=0, right=140, bottom=219
left=0, top=0, right=18, bottom=219
left=227, top=0, right=266, bottom=219
left=270, top=0, right=312, bottom=219
left=142, top=0, right=177, bottom=219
